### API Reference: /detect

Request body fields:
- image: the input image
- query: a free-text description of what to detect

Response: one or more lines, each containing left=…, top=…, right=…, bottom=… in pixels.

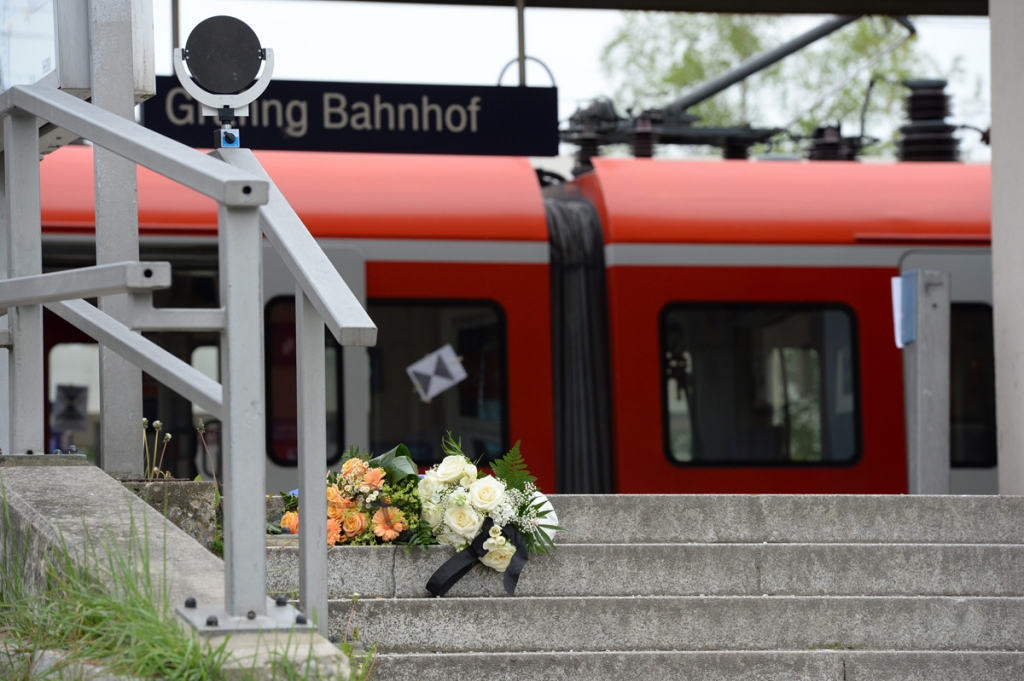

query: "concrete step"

left=329, top=596, right=1024, bottom=654
left=267, top=541, right=1024, bottom=599
left=373, top=651, right=1024, bottom=681
left=552, top=495, right=1024, bottom=544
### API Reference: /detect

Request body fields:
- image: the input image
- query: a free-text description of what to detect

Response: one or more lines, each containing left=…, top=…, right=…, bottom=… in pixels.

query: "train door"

left=604, top=251, right=906, bottom=494
left=261, top=238, right=556, bottom=494
left=263, top=242, right=369, bottom=494
left=900, top=249, right=996, bottom=494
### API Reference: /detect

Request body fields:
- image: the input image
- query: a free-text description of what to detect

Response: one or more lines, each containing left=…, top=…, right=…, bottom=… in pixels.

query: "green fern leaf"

left=491, top=441, right=536, bottom=491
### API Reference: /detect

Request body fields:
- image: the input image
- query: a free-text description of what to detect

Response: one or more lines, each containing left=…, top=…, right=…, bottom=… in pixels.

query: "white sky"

left=155, top=1, right=991, bottom=160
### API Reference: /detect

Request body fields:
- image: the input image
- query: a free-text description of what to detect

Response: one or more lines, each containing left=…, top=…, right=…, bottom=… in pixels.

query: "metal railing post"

left=3, top=112, right=44, bottom=455
left=296, top=287, right=328, bottom=635
left=902, top=269, right=951, bottom=494
left=90, top=0, right=144, bottom=478
left=0, top=157, right=10, bottom=456
left=218, top=201, right=268, bottom=617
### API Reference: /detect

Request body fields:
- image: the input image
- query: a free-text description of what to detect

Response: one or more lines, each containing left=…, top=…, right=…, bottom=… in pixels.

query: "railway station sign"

left=142, top=76, right=559, bottom=156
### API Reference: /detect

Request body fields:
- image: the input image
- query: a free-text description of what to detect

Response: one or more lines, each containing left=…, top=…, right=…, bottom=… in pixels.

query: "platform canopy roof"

left=316, top=0, right=985, bottom=14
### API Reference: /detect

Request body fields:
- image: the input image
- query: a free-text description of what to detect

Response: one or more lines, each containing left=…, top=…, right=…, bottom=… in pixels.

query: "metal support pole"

left=992, top=0, right=1024, bottom=494
left=902, top=269, right=951, bottom=494
left=4, top=113, right=44, bottom=456
left=218, top=200, right=267, bottom=617
left=333, top=247, right=371, bottom=452
left=296, top=287, right=328, bottom=635
left=172, top=0, right=180, bottom=49
left=90, top=0, right=144, bottom=477
left=0, top=157, right=8, bottom=456
left=516, top=0, right=526, bottom=87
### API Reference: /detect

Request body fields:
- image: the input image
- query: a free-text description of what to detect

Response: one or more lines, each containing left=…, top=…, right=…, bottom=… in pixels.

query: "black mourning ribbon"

left=426, top=517, right=530, bottom=597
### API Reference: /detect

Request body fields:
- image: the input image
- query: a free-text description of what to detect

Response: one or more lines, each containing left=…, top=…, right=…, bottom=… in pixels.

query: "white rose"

left=463, top=463, right=477, bottom=480
left=421, top=503, right=442, bottom=529
left=468, top=475, right=506, bottom=512
left=482, top=535, right=507, bottom=551
left=488, top=525, right=503, bottom=538
left=444, top=505, right=483, bottom=540
left=459, top=475, right=474, bottom=489
left=435, top=456, right=467, bottom=483
left=418, top=472, right=440, bottom=500
left=480, top=545, right=516, bottom=572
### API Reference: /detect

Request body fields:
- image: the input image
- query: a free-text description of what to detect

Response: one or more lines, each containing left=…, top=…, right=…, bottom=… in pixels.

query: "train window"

left=661, top=304, right=858, bottom=465
left=265, top=297, right=344, bottom=467
left=47, top=343, right=100, bottom=463
left=951, top=304, right=996, bottom=468
left=368, top=301, right=507, bottom=466
left=190, top=345, right=219, bottom=416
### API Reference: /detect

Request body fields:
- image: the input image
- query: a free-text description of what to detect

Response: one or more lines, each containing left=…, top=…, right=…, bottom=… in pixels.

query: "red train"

left=38, top=145, right=993, bottom=495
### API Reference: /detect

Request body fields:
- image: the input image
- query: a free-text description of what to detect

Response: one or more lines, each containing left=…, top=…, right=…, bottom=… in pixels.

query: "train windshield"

left=661, top=304, right=858, bottom=465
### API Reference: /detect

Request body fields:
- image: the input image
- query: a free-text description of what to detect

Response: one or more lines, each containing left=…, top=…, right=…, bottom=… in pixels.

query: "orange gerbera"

left=372, top=507, right=407, bottom=541
left=363, top=468, right=386, bottom=490
left=341, top=458, right=368, bottom=479
left=327, top=517, right=342, bottom=546
left=281, top=511, right=299, bottom=535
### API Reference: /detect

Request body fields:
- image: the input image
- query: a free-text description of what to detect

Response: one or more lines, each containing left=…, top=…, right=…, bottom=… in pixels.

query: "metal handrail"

left=0, top=80, right=375, bottom=633
left=46, top=299, right=223, bottom=416
left=213, top=149, right=378, bottom=347
left=0, top=85, right=269, bottom=206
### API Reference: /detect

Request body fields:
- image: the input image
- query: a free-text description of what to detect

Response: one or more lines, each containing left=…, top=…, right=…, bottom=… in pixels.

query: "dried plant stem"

left=142, top=429, right=152, bottom=480
left=155, top=440, right=170, bottom=477
left=344, top=599, right=357, bottom=641
left=198, top=426, right=219, bottom=490
left=149, top=426, right=162, bottom=478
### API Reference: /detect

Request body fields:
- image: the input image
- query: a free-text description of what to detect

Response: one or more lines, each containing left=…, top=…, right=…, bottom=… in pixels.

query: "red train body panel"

left=36, top=146, right=994, bottom=494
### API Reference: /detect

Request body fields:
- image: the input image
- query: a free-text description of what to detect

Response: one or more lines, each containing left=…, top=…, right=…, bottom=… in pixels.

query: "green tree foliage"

left=601, top=14, right=942, bottom=152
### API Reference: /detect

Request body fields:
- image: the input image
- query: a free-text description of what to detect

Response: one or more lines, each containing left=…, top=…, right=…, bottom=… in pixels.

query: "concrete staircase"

left=267, top=495, right=1024, bottom=680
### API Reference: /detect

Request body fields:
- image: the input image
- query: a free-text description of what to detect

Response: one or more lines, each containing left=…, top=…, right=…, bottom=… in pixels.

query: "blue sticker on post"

left=217, top=128, right=240, bottom=148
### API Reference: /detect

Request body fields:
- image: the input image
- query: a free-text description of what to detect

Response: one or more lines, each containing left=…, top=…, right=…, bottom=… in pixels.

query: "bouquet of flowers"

left=278, top=445, right=423, bottom=547
left=418, top=435, right=560, bottom=596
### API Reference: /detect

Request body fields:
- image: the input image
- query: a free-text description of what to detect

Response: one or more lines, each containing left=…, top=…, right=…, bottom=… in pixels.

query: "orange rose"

left=342, top=510, right=368, bottom=538
left=327, top=517, right=342, bottom=546
left=281, top=511, right=299, bottom=535
left=341, top=458, right=368, bottom=479
left=363, top=468, right=386, bottom=490
left=372, top=507, right=407, bottom=542
left=327, top=486, right=355, bottom=520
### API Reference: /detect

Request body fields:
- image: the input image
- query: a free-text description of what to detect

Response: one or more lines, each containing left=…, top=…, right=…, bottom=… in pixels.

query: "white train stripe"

left=318, top=238, right=549, bottom=264
left=604, top=243, right=989, bottom=268
left=43, top=235, right=550, bottom=264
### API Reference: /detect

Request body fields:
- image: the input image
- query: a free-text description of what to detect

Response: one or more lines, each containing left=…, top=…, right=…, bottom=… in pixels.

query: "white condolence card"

left=406, top=344, right=468, bottom=402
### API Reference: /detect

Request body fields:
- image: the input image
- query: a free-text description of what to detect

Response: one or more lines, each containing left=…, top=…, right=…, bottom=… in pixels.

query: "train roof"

left=40, top=145, right=549, bottom=242
left=40, top=145, right=991, bottom=247
left=576, top=157, right=991, bottom=246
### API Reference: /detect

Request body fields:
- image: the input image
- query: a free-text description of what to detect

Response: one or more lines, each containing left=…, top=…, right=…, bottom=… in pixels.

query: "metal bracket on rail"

left=129, top=293, right=225, bottom=332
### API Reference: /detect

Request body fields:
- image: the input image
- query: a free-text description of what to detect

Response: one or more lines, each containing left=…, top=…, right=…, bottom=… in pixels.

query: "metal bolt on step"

left=296, top=613, right=307, bottom=625
left=206, top=615, right=218, bottom=627
left=185, top=597, right=197, bottom=609
left=246, top=610, right=256, bottom=620
left=275, top=595, right=288, bottom=606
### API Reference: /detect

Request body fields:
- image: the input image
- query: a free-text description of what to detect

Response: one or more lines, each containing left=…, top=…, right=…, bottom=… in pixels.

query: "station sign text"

left=143, top=76, right=559, bottom=156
